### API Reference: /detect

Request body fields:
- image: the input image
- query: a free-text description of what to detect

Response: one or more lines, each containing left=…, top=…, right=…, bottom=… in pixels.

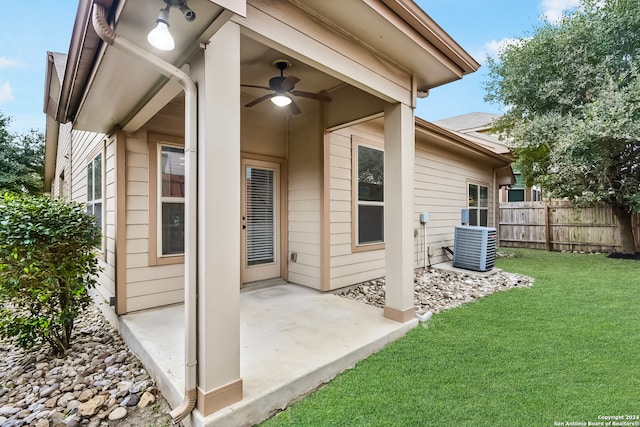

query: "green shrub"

left=0, top=193, right=101, bottom=354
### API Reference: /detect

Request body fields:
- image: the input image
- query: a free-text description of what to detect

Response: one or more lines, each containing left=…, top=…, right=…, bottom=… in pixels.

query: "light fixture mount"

left=147, top=0, right=196, bottom=51
left=269, top=60, right=293, bottom=107
left=164, top=0, right=196, bottom=22
left=272, top=59, right=291, bottom=72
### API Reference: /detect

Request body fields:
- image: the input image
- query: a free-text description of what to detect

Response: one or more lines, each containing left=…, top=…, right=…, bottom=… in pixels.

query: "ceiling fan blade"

left=291, top=90, right=332, bottom=102
left=245, top=93, right=275, bottom=108
left=241, top=84, right=272, bottom=91
left=288, top=99, right=301, bottom=115
left=280, top=75, right=300, bottom=92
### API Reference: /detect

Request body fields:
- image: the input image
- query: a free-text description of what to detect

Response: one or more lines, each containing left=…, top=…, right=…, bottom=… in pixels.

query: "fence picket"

left=499, top=201, right=640, bottom=252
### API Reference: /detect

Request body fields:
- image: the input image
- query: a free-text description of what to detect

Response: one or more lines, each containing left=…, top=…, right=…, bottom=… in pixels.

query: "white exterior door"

left=242, top=159, right=281, bottom=283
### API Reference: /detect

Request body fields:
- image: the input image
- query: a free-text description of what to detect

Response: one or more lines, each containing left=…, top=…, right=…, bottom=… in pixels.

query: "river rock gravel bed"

left=339, top=267, right=534, bottom=315
left=0, top=304, right=172, bottom=427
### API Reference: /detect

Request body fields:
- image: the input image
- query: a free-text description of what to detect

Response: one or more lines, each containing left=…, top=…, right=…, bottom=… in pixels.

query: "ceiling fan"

left=242, top=60, right=332, bottom=115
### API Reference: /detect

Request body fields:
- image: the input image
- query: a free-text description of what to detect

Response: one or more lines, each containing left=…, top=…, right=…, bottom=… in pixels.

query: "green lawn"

left=261, top=250, right=640, bottom=427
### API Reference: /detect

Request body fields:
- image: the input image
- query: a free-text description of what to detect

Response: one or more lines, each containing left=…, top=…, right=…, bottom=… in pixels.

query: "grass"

left=261, top=249, right=640, bottom=427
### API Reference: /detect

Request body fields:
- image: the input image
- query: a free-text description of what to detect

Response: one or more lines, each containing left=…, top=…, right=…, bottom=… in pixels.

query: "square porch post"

left=383, top=102, right=416, bottom=323
left=197, top=21, right=243, bottom=416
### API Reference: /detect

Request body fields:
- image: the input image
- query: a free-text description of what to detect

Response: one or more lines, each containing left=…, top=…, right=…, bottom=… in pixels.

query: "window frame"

left=148, top=133, right=185, bottom=266
left=86, top=150, right=104, bottom=251
left=351, top=136, right=385, bottom=252
left=531, top=186, right=542, bottom=201
left=467, top=181, right=490, bottom=227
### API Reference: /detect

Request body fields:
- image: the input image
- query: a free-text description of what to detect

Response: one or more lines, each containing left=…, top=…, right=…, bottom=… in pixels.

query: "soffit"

left=73, top=0, right=226, bottom=132
left=290, top=0, right=479, bottom=91
left=69, top=0, right=477, bottom=133
left=73, top=0, right=355, bottom=132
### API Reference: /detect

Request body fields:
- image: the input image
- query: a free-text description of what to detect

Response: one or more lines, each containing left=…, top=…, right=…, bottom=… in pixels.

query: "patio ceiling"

left=67, top=0, right=227, bottom=132
left=239, top=36, right=344, bottom=115
left=65, top=0, right=478, bottom=133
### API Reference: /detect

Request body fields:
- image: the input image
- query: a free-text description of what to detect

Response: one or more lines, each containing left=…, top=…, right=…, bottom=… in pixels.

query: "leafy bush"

left=0, top=194, right=101, bottom=354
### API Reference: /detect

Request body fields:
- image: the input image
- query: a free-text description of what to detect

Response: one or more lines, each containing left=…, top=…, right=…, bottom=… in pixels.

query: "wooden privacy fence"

left=499, top=201, right=640, bottom=253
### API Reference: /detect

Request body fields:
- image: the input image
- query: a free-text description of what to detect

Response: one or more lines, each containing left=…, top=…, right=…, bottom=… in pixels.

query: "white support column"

left=197, top=21, right=243, bottom=416
left=383, top=102, right=416, bottom=323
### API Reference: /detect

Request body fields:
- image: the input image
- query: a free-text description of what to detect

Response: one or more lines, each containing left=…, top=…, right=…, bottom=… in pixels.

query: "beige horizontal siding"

left=413, top=140, right=495, bottom=267
left=327, top=121, right=501, bottom=290
left=287, top=107, right=322, bottom=289
left=127, top=290, right=183, bottom=312
left=123, top=132, right=185, bottom=312
left=327, top=124, right=385, bottom=290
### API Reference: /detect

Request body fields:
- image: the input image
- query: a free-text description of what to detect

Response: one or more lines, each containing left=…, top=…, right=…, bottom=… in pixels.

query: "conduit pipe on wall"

left=91, top=3, right=197, bottom=423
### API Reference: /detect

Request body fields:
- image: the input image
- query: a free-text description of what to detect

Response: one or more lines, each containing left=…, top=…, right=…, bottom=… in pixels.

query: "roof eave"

left=43, top=117, right=60, bottom=194
left=416, top=117, right=512, bottom=165
left=58, top=0, right=116, bottom=124
left=381, top=0, right=480, bottom=76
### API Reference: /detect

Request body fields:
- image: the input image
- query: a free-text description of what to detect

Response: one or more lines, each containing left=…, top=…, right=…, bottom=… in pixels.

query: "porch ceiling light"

left=147, top=0, right=196, bottom=51
left=271, top=93, right=292, bottom=107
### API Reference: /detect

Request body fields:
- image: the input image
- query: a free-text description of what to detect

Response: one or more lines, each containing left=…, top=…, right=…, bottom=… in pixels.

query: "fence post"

left=545, top=203, right=551, bottom=251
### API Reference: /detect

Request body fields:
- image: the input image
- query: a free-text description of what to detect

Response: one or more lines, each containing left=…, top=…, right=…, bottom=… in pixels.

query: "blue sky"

left=0, top=2, right=77, bottom=134
left=415, top=0, right=580, bottom=121
left=0, top=0, right=578, bottom=135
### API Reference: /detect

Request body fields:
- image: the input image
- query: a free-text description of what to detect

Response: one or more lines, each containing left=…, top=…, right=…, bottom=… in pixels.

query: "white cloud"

left=0, top=82, right=15, bottom=103
left=541, top=0, right=580, bottom=23
left=485, top=38, right=522, bottom=57
left=473, top=38, right=525, bottom=64
left=0, top=57, right=21, bottom=69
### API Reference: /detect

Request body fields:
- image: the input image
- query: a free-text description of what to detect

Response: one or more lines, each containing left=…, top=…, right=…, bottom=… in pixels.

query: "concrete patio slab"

left=118, top=283, right=417, bottom=426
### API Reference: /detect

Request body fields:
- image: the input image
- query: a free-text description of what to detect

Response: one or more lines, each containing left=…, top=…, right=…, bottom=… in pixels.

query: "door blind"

left=246, top=167, right=275, bottom=266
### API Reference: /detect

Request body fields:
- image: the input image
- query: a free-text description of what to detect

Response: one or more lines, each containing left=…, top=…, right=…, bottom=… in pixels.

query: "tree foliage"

left=0, top=111, right=45, bottom=194
left=485, top=0, right=640, bottom=253
left=0, top=194, right=101, bottom=354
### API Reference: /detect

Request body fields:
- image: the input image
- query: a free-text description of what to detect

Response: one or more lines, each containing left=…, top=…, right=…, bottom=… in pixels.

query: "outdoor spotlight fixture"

left=147, top=0, right=196, bottom=51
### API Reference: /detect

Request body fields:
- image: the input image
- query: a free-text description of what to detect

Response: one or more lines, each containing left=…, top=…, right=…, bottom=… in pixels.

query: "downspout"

left=91, top=4, right=197, bottom=423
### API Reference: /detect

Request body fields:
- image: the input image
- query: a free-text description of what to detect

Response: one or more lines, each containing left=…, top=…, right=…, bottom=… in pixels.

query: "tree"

left=0, top=194, right=101, bottom=354
left=0, top=111, right=45, bottom=194
left=485, top=0, right=640, bottom=253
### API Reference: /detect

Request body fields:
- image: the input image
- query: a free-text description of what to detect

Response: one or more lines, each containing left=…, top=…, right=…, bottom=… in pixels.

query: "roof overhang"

left=60, top=0, right=234, bottom=132
left=59, top=0, right=479, bottom=133
left=495, top=164, right=516, bottom=187
left=57, top=0, right=115, bottom=126
left=292, top=0, right=479, bottom=92
left=43, top=51, right=67, bottom=193
left=416, top=118, right=514, bottom=168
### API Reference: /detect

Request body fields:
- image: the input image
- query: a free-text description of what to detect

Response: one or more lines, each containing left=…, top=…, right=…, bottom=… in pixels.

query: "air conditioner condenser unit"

left=453, top=226, right=497, bottom=272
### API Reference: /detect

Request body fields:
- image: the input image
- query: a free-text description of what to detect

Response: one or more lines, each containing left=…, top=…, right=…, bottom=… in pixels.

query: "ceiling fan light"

left=271, top=94, right=292, bottom=107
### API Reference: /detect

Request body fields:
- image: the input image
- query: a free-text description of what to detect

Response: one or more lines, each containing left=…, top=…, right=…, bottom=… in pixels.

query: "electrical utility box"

left=452, top=226, right=497, bottom=272
left=460, top=209, right=469, bottom=225
left=419, top=212, right=430, bottom=223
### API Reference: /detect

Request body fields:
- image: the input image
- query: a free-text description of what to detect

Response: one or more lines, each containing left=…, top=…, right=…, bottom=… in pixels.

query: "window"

left=508, top=172, right=525, bottom=202
left=158, top=145, right=185, bottom=256
left=357, top=144, right=384, bottom=245
left=532, top=186, right=542, bottom=201
left=468, top=182, right=489, bottom=226
left=508, top=189, right=525, bottom=202
left=87, top=153, right=103, bottom=240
